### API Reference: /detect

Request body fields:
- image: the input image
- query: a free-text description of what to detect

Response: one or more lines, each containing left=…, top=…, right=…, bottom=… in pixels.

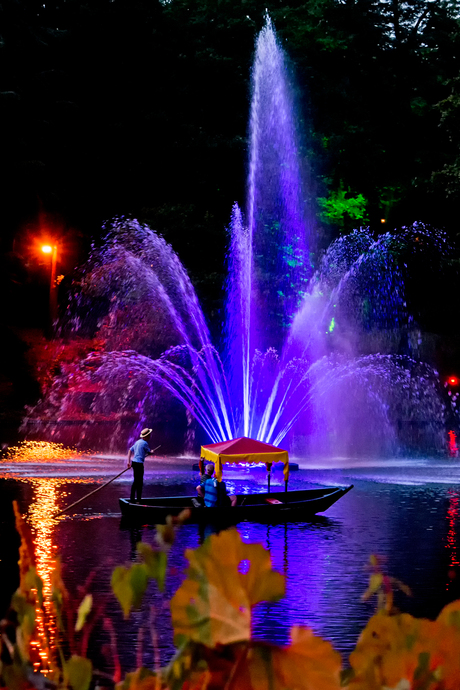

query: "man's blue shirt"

left=130, top=439, right=151, bottom=463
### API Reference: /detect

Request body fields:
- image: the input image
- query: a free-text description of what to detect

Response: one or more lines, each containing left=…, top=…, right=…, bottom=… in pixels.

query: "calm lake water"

left=1, top=454, right=460, bottom=673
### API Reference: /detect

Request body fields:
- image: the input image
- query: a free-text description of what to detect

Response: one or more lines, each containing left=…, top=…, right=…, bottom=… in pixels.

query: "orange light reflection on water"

left=5, top=441, right=89, bottom=463
left=27, top=478, right=67, bottom=668
left=25, top=476, right=97, bottom=671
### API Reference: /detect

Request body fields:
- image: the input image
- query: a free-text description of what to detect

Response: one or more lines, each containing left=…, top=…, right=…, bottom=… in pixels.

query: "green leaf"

left=111, top=564, right=149, bottom=618
left=24, top=568, right=43, bottom=606
left=3, top=662, right=31, bottom=690
left=137, top=542, right=168, bottom=591
left=75, top=594, right=92, bottom=632
left=11, top=592, right=35, bottom=630
left=117, top=667, right=157, bottom=690
left=65, top=655, right=92, bottom=690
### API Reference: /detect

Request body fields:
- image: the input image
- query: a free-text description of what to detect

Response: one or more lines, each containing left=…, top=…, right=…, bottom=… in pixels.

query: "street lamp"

left=41, top=243, right=58, bottom=335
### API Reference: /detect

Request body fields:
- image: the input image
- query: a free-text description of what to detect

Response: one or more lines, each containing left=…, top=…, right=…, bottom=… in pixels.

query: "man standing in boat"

left=196, top=462, right=237, bottom=507
left=127, top=428, right=154, bottom=503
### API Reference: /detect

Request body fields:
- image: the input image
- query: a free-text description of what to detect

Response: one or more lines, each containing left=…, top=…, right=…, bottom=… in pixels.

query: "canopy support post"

left=267, top=471, right=271, bottom=494
left=285, top=479, right=288, bottom=493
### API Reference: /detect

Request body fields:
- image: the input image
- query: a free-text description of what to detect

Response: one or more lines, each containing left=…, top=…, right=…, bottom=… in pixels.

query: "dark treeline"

left=2, top=0, right=460, bottom=329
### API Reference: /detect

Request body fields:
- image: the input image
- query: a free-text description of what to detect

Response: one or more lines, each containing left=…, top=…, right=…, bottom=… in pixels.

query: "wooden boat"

left=121, top=438, right=353, bottom=524
left=119, top=485, right=353, bottom=524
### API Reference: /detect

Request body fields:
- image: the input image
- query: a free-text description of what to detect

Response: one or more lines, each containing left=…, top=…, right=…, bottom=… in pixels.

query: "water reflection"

left=24, top=477, right=95, bottom=671
left=445, top=490, right=460, bottom=600
left=5, top=441, right=87, bottom=463
left=26, top=477, right=65, bottom=671
left=5, top=457, right=460, bottom=669
left=446, top=490, right=459, bottom=568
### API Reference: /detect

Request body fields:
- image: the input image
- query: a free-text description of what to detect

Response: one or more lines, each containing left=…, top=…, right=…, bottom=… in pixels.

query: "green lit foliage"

left=318, top=185, right=369, bottom=230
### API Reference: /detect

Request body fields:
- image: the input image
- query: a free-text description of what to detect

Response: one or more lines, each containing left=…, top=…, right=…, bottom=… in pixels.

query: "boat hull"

left=119, top=485, right=353, bottom=525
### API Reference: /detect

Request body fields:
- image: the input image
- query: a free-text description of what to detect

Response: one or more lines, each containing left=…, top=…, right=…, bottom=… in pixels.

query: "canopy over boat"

left=200, top=437, right=289, bottom=483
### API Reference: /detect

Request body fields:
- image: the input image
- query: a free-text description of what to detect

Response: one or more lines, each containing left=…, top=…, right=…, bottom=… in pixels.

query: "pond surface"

left=1, top=454, right=460, bottom=674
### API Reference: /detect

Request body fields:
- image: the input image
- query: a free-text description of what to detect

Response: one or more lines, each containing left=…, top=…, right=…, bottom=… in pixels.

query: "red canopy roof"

left=200, top=437, right=289, bottom=481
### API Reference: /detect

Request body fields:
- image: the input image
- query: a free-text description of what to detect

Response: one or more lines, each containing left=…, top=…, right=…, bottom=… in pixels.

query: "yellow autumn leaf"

left=362, top=573, right=383, bottom=601
left=349, top=613, right=413, bottom=689
left=191, top=627, right=342, bottom=690
left=348, top=610, right=460, bottom=690
left=437, top=598, right=460, bottom=628
left=116, top=667, right=166, bottom=690
left=271, top=626, right=342, bottom=690
left=170, top=528, right=285, bottom=647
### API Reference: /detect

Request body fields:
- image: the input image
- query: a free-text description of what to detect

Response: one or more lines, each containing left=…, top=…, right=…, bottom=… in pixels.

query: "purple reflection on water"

left=4, top=458, right=460, bottom=666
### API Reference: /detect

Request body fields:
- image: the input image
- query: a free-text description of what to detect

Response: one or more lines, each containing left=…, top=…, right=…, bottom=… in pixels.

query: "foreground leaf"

left=13, top=502, right=36, bottom=588
left=137, top=542, right=167, bottom=592
left=164, top=628, right=342, bottom=690
left=111, top=564, right=149, bottom=618
left=170, top=528, right=285, bottom=647
left=50, top=557, right=69, bottom=605
left=348, top=609, right=460, bottom=690
left=225, top=627, right=341, bottom=690
left=271, top=626, right=342, bottom=690
left=437, top=598, right=460, bottom=629
left=65, top=655, right=92, bottom=690
left=117, top=666, right=164, bottom=690
left=75, top=594, right=93, bottom=632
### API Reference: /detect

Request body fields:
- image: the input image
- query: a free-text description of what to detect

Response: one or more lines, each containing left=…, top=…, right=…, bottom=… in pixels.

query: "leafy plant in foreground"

left=3, top=503, right=460, bottom=690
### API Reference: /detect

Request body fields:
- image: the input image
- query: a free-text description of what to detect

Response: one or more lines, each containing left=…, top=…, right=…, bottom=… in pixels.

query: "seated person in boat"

left=196, top=462, right=237, bottom=507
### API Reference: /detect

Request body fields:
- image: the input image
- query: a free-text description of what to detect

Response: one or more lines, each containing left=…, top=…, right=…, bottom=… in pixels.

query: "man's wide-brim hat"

left=140, top=428, right=152, bottom=438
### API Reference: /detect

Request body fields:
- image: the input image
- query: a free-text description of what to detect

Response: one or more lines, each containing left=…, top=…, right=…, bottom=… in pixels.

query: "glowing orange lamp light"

left=40, top=244, right=59, bottom=333
left=448, top=376, right=459, bottom=386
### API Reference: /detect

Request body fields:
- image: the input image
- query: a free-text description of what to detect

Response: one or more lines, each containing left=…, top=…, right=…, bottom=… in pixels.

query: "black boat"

left=119, top=485, right=354, bottom=524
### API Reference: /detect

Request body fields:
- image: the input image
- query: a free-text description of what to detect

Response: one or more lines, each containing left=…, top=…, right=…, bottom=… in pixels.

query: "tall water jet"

left=225, top=16, right=311, bottom=437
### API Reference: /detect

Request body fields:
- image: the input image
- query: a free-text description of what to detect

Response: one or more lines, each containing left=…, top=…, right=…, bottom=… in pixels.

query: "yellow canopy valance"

left=200, top=437, right=289, bottom=482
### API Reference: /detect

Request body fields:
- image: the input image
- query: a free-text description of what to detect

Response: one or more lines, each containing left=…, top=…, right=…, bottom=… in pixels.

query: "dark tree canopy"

left=1, top=0, right=460, bottom=314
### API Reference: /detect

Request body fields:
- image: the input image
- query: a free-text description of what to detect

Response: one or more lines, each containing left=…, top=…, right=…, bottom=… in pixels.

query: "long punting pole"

left=54, top=444, right=161, bottom=518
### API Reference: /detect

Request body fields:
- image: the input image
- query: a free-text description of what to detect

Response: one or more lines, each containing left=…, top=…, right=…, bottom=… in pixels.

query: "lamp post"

left=41, top=244, right=58, bottom=335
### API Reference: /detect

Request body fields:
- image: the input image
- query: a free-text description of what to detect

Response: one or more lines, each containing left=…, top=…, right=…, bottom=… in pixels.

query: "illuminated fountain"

left=24, top=18, right=453, bottom=455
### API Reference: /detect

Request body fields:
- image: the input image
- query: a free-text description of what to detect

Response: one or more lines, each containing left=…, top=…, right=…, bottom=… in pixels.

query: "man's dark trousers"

left=130, top=462, right=144, bottom=502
